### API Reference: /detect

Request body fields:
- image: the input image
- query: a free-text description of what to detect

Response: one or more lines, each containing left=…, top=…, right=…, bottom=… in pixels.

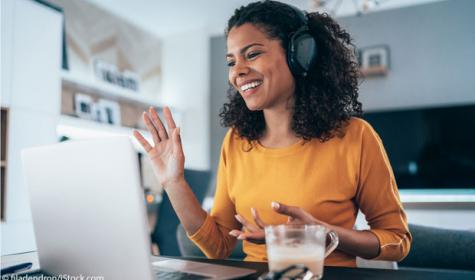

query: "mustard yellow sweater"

left=189, top=118, right=411, bottom=267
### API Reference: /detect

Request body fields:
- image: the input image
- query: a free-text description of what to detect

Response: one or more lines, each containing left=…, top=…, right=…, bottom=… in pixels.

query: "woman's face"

left=226, top=23, right=295, bottom=111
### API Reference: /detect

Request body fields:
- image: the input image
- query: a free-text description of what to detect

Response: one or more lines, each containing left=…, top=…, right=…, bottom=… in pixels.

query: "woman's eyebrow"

left=226, top=43, right=264, bottom=58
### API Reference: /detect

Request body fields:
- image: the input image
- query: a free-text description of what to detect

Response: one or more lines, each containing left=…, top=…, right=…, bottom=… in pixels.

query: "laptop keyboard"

left=153, top=267, right=212, bottom=280
left=3, top=268, right=213, bottom=280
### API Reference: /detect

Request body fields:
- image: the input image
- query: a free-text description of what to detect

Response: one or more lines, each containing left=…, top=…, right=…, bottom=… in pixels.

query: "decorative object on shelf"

left=74, top=93, right=95, bottom=120
left=61, top=70, right=160, bottom=110
left=61, top=84, right=157, bottom=130
left=93, top=59, right=115, bottom=83
left=93, top=59, right=140, bottom=92
left=122, top=70, right=140, bottom=92
left=358, top=45, right=390, bottom=77
left=96, top=99, right=121, bottom=126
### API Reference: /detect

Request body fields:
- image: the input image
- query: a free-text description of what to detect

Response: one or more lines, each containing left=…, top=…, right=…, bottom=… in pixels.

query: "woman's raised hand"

left=133, top=107, right=185, bottom=188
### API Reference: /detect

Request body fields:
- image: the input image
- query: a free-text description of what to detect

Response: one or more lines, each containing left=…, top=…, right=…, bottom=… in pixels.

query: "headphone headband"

left=289, top=5, right=308, bottom=27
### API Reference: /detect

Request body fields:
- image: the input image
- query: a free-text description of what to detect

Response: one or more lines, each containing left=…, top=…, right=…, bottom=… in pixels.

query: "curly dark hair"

left=220, top=0, right=363, bottom=143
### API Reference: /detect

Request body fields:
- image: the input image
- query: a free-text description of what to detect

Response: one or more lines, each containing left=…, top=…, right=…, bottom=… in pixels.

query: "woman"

left=134, top=0, right=411, bottom=267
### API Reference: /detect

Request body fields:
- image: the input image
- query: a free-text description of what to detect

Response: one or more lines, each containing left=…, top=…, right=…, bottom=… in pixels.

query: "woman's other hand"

left=229, top=208, right=267, bottom=244
left=271, top=201, right=327, bottom=226
left=229, top=202, right=327, bottom=244
left=133, top=106, right=185, bottom=188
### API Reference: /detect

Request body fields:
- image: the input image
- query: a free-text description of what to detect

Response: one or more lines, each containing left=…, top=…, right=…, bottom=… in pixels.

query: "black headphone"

left=287, top=6, right=318, bottom=77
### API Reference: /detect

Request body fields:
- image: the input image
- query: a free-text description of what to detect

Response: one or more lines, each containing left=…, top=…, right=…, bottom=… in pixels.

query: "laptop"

left=21, top=136, right=256, bottom=279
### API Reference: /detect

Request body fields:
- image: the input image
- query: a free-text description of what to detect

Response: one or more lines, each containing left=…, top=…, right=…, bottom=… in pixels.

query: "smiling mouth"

left=240, top=80, right=263, bottom=93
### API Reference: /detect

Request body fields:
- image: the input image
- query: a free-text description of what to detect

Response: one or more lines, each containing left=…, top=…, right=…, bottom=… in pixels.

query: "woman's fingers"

left=142, top=112, right=161, bottom=145
left=141, top=108, right=184, bottom=159
left=133, top=130, right=153, bottom=153
left=251, top=208, right=266, bottom=229
left=273, top=201, right=320, bottom=225
left=229, top=229, right=265, bottom=244
left=163, top=106, right=177, bottom=130
left=271, top=201, right=303, bottom=220
left=149, top=107, right=168, bottom=140
left=172, top=127, right=183, bottom=156
left=286, top=216, right=299, bottom=224
left=229, top=229, right=242, bottom=237
left=239, top=231, right=266, bottom=244
left=235, top=214, right=260, bottom=232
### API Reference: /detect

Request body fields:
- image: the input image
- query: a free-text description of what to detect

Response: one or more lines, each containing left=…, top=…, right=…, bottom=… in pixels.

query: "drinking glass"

left=265, top=224, right=339, bottom=279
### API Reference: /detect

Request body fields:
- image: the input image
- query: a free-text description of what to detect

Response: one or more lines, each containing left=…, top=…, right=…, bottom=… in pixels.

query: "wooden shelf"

left=61, top=70, right=162, bottom=108
left=359, top=66, right=388, bottom=77
left=57, top=115, right=152, bottom=153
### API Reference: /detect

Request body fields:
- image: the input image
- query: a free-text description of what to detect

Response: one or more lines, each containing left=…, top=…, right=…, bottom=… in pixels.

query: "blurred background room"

left=1, top=0, right=474, bottom=270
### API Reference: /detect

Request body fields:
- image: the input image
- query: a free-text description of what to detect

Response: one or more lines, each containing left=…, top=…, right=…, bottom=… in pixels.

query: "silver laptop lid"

left=22, top=137, right=153, bottom=280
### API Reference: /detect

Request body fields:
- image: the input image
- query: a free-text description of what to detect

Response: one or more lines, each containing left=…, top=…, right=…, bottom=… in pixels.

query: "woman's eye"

left=227, top=61, right=235, bottom=67
left=247, top=52, right=261, bottom=59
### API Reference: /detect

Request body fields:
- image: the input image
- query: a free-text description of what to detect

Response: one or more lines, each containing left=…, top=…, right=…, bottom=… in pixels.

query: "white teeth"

left=240, top=81, right=262, bottom=92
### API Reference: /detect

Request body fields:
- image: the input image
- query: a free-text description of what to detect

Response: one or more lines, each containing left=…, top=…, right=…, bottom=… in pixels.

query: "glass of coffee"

left=264, top=224, right=339, bottom=279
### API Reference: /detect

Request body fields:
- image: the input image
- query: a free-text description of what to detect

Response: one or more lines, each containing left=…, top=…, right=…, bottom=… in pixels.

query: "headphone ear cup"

left=288, top=29, right=318, bottom=76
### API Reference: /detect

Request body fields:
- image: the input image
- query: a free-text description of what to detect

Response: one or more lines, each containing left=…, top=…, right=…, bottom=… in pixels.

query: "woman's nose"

left=234, top=60, right=250, bottom=77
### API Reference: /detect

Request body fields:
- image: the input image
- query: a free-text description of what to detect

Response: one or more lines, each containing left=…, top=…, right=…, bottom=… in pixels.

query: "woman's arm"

left=163, top=177, right=208, bottom=235
left=134, top=107, right=207, bottom=234
left=355, top=121, right=412, bottom=261
left=325, top=224, right=379, bottom=259
left=135, top=111, right=238, bottom=258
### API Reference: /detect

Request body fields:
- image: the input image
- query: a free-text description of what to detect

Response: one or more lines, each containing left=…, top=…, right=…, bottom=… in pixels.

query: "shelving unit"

left=59, top=70, right=163, bottom=153
left=61, top=70, right=162, bottom=108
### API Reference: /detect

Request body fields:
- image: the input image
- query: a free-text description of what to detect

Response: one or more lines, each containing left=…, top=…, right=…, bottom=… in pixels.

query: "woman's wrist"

left=321, top=223, right=380, bottom=259
left=162, top=175, right=186, bottom=190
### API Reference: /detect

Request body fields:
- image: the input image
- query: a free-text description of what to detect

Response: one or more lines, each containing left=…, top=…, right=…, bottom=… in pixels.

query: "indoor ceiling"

left=87, top=0, right=446, bottom=37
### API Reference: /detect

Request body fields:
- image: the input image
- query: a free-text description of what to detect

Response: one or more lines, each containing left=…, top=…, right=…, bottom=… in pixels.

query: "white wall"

left=339, top=0, right=475, bottom=112
left=1, top=0, right=63, bottom=255
left=161, top=28, right=211, bottom=170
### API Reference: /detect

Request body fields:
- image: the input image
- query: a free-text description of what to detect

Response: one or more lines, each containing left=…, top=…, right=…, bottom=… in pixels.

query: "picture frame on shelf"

left=93, top=58, right=140, bottom=92
left=74, top=93, right=95, bottom=120
left=96, top=99, right=121, bottom=126
left=123, top=70, right=140, bottom=91
left=93, top=102, right=104, bottom=123
left=358, top=45, right=390, bottom=77
left=93, top=59, right=107, bottom=82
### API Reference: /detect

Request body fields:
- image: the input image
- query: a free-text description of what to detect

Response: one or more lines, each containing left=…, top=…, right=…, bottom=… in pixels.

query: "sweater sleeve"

left=188, top=130, right=240, bottom=259
left=355, top=121, right=412, bottom=261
